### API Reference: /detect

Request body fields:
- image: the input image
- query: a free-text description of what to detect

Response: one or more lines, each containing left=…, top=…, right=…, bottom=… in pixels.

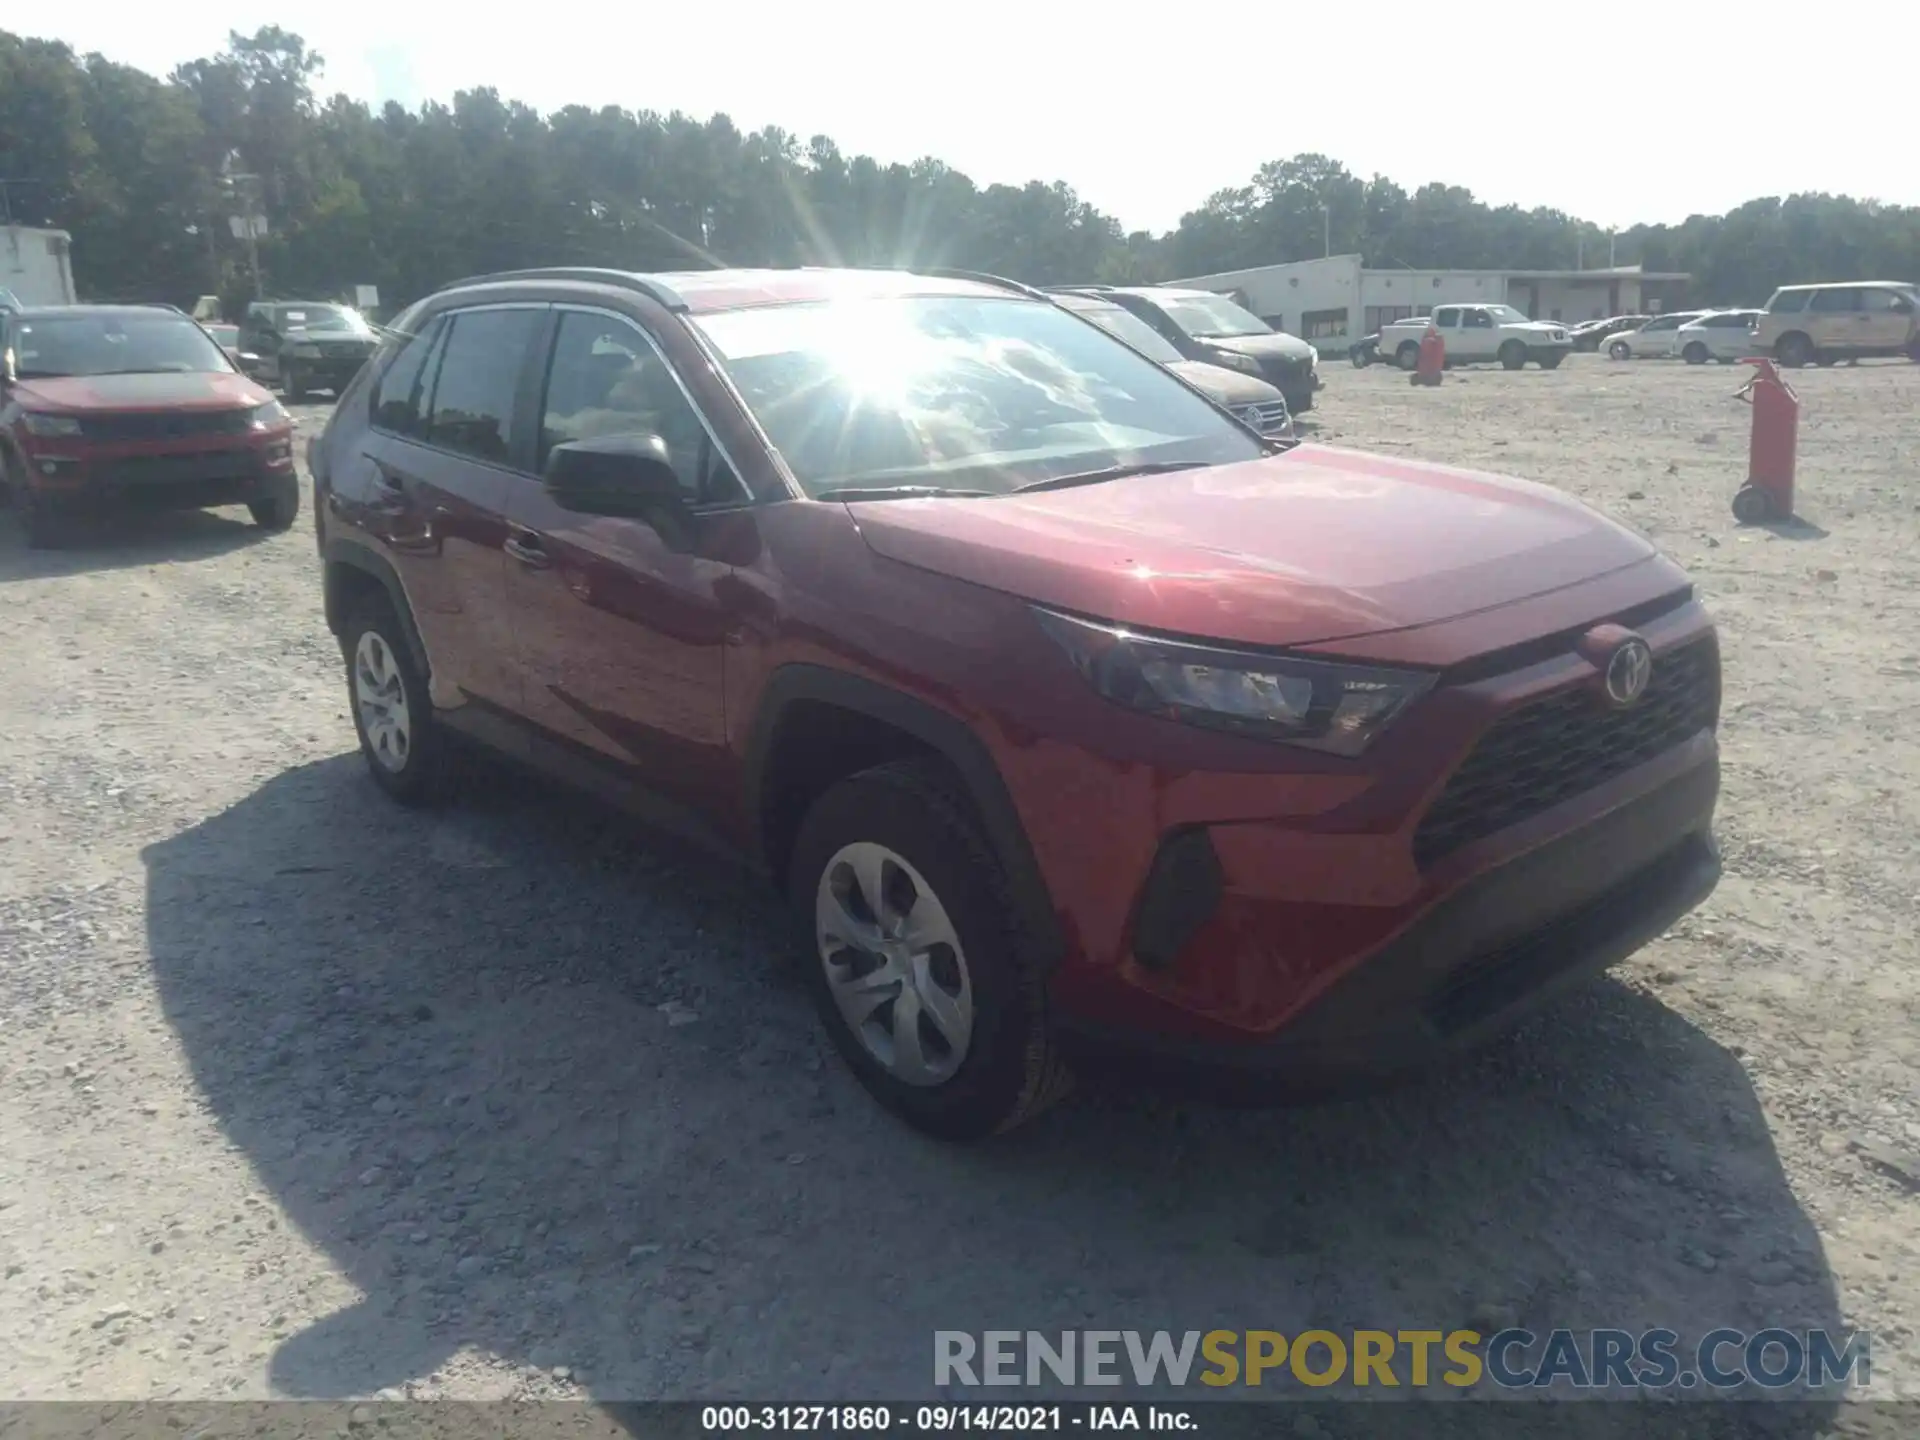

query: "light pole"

left=1320, top=202, right=1332, bottom=259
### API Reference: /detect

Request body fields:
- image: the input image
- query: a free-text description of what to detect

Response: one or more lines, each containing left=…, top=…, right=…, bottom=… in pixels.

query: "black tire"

left=342, top=596, right=446, bottom=806
left=1609, top=340, right=1632, bottom=361
left=247, top=473, right=301, bottom=530
left=285, top=366, right=309, bottom=403
left=1776, top=332, right=1814, bottom=369
left=1732, top=485, right=1774, bottom=524
left=1907, top=341, right=1920, bottom=363
left=1537, top=351, right=1565, bottom=370
left=1814, top=353, right=1837, bottom=368
left=1395, top=341, right=1420, bottom=370
left=6, top=459, right=73, bottom=549
left=788, top=758, right=1072, bottom=1141
left=1498, top=340, right=1527, bottom=371
left=1682, top=342, right=1709, bottom=365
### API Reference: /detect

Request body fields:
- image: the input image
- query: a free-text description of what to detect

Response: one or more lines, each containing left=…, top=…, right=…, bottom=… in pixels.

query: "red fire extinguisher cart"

left=1732, top=358, right=1800, bottom=523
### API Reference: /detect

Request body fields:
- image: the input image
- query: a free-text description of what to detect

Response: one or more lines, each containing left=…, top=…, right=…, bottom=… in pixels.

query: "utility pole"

left=1320, top=202, right=1331, bottom=259
left=221, top=158, right=266, bottom=299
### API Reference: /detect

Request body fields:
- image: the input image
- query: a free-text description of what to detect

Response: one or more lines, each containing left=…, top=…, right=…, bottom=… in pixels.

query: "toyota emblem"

left=1604, top=637, right=1654, bottom=708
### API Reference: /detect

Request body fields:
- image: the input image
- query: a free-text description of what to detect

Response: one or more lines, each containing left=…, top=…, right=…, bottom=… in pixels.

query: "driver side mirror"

left=543, top=433, right=694, bottom=549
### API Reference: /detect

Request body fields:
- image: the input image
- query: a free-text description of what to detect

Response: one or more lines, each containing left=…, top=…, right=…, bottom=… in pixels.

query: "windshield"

left=206, top=323, right=239, bottom=346
left=269, top=304, right=371, bottom=335
left=1064, top=301, right=1185, bottom=365
left=1157, top=294, right=1271, bottom=339
left=692, top=295, right=1264, bottom=497
left=1485, top=304, right=1530, bottom=323
left=11, top=312, right=234, bottom=378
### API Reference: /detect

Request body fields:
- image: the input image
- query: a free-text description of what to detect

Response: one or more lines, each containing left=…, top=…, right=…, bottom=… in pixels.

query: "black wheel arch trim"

left=323, top=536, right=432, bottom=682
left=743, top=664, right=1065, bottom=973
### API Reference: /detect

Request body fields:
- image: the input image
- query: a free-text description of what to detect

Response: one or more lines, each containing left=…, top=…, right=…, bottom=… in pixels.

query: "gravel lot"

left=2, top=354, right=1916, bottom=1425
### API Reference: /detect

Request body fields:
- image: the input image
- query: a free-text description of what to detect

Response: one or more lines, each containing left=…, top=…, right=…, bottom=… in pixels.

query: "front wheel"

left=1682, top=342, right=1709, bottom=365
left=248, top=473, right=301, bottom=530
left=1732, top=485, right=1775, bottom=524
left=789, top=759, right=1072, bottom=1141
left=1609, top=341, right=1632, bottom=361
left=285, top=366, right=309, bottom=403
left=1536, top=351, right=1564, bottom=370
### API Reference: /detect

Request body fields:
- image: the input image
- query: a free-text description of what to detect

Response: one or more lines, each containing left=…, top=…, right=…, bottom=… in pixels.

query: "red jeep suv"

left=1, top=305, right=299, bottom=547
left=309, top=266, right=1721, bottom=1140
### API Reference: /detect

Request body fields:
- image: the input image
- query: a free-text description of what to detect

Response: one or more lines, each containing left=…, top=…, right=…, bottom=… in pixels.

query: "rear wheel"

left=285, top=366, right=309, bottom=403
left=1395, top=340, right=1420, bottom=370
left=1608, top=340, right=1632, bottom=361
left=1498, top=340, right=1527, bottom=371
left=789, top=758, right=1071, bottom=1141
left=343, top=598, right=446, bottom=805
left=1682, top=342, right=1709, bottom=365
left=1776, top=332, right=1814, bottom=368
left=1732, top=485, right=1774, bottom=524
left=248, top=473, right=301, bottom=530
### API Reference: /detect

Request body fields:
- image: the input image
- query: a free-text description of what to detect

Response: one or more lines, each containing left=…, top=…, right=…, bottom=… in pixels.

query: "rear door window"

left=1768, top=290, right=1811, bottom=314
left=1807, top=288, right=1860, bottom=313
left=424, top=308, right=545, bottom=466
left=1434, top=308, right=1460, bottom=329
left=370, top=316, right=447, bottom=439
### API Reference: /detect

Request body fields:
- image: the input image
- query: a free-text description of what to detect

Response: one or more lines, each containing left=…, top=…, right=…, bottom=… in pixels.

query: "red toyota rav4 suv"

left=309, top=266, right=1721, bottom=1140
left=1, top=305, right=299, bottom=547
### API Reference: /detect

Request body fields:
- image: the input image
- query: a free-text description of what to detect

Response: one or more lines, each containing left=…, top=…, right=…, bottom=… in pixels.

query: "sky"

left=32, top=0, right=1920, bottom=237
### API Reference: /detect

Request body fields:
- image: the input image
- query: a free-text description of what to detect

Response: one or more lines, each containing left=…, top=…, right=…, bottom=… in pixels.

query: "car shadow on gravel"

left=142, top=756, right=1844, bottom=1433
left=0, top=505, right=272, bottom=581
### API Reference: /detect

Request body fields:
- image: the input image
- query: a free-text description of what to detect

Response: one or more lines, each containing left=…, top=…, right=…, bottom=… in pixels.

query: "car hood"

left=848, top=444, right=1659, bottom=649
left=1198, top=331, right=1318, bottom=363
left=11, top=371, right=270, bottom=412
left=1165, top=360, right=1287, bottom=407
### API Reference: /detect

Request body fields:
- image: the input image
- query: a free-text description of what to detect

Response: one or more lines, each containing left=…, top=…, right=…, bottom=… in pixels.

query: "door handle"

left=504, top=528, right=551, bottom=569
left=367, top=456, right=408, bottom=493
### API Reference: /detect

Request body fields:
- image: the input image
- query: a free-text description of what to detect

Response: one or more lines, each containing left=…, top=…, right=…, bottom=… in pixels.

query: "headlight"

left=1034, top=607, right=1434, bottom=756
left=290, top=343, right=322, bottom=358
left=21, top=412, right=82, bottom=437
left=1308, top=346, right=1321, bottom=371
left=1210, top=349, right=1262, bottom=375
left=250, top=399, right=292, bottom=429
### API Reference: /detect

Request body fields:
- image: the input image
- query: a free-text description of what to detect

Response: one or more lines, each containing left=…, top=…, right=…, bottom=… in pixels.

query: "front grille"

left=100, top=448, right=260, bottom=485
left=1261, top=357, right=1312, bottom=388
left=81, top=409, right=254, bottom=442
left=1234, top=401, right=1291, bottom=435
left=1413, top=640, right=1719, bottom=869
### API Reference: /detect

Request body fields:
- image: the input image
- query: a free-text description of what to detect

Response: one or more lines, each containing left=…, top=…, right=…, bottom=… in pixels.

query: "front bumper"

left=1058, top=753, right=1718, bottom=1094
left=20, top=437, right=297, bottom=510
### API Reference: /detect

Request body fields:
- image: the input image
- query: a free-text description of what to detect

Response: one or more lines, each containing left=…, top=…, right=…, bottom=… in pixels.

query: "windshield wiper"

left=1011, top=460, right=1207, bottom=495
left=815, top=484, right=997, bottom=502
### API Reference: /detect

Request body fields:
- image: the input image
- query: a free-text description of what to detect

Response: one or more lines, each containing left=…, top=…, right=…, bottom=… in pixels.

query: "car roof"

left=439, top=267, right=1040, bottom=316
left=11, top=304, right=187, bottom=321
left=1773, top=280, right=1912, bottom=291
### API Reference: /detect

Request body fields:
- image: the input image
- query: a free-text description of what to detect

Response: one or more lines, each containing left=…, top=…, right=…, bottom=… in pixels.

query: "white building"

left=2, top=225, right=78, bottom=307
left=1165, top=254, right=1692, bottom=346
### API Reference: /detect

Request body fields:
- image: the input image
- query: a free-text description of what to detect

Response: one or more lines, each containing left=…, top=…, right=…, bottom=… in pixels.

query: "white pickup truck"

left=1381, top=303, right=1572, bottom=371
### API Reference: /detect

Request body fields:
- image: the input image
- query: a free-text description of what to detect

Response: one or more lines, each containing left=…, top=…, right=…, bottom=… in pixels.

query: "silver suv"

left=1753, top=282, right=1920, bottom=367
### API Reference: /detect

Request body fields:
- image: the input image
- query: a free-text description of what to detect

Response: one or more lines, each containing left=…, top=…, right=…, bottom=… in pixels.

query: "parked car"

left=1049, top=289, right=1292, bottom=438
left=1606, top=312, right=1707, bottom=360
left=241, top=300, right=382, bottom=401
left=1349, top=332, right=1381, bottom=368
left=1675, top=310, right=1761, bottom=365
left=201, top=320, right=268, bottom=381
left=1379, top=305, right=1571, bottom=370
left=1066, top=285, right=1321, bottom=413
left=0, top=304, right=299, bottom=546
left=1752, top=282, right=1920, bottom=368
left=310, top=265, right=1722, bottom=1141
left=1569, top=315, right=1649, bottom=352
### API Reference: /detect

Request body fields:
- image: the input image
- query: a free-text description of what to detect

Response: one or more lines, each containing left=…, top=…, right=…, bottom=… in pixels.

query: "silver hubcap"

left=353, top=631, right=411, bottom=773
left=815, top=842, right=973, bottom=1087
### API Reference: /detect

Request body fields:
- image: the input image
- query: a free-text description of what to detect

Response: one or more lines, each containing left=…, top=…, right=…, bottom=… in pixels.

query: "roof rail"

left=916, top=267, right=1047, bottom=300
left=447, top=267, right=688, bottom=311
left=1041, top=283, right=1116, bottom=294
